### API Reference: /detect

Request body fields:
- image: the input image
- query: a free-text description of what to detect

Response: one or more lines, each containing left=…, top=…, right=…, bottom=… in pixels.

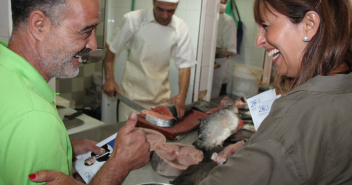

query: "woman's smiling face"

left=255, top=3, right=308, bottom=77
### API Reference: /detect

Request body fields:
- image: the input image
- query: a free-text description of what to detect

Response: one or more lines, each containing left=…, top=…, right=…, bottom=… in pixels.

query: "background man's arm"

left=177, top=67, right=190, bottom=118
left=102, top=44, right=119, bottom=97
left=102, top=13, right=136, bottom=97
left=164, top=67, right=190, bottom=118
left=165, top=19, right=196, bottom=118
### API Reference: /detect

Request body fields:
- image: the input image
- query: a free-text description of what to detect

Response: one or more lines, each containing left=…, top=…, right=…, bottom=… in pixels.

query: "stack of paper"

left=247, top=89, right=281, bottom=131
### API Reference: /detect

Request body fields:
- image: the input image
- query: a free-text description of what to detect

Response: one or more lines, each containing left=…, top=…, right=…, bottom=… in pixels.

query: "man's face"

left=37, top=0, right=100, bottom=79
left=85, top=156, right=96, bottom=166
left=153, top=1, right=178, bottom=26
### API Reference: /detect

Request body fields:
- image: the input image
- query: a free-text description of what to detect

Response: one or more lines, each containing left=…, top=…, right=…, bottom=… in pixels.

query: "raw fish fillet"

left=142, top=128, right=166, bottom=151
left=151, top=143, right=203, bottom=178
left=142, top=104, right=177, bottom=128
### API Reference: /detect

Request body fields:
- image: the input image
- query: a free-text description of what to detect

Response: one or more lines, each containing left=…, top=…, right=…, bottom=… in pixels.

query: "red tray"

left=137, top=110, right=208, bottom=140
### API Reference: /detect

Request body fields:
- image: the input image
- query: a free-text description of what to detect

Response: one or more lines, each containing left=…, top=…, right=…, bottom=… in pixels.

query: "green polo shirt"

left=0, top=40, right=72, bottom=185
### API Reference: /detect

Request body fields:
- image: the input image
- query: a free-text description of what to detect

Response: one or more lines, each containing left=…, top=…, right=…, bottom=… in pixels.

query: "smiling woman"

left=254, top=0, right=352, bottom=90
left=198, top=0, right=352, bottom=184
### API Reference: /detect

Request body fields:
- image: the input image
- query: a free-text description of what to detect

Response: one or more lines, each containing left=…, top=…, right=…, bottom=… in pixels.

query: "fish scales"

left=193, top=105, right=240, bottom=151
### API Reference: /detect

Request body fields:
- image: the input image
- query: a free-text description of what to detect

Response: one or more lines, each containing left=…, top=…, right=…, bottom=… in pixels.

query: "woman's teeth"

left=272, top=53, right=279, bottom=60
left=268, top=49, right=280, bottom=60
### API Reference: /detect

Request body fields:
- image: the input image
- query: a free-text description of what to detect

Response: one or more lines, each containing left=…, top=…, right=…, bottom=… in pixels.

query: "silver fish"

left=193, top=105, right=241, bottom=152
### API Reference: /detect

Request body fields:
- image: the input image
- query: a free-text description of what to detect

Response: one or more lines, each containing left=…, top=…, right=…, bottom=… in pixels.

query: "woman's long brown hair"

left=254, top=0, right=352, bottom=90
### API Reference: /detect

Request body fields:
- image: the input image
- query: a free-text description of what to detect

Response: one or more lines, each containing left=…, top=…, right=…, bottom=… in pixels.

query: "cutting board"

left=137, top=110, right=208, bottom=140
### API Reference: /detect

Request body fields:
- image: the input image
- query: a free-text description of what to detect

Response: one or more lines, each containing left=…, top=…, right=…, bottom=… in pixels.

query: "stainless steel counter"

left=69, top=122, right=199, bottom=185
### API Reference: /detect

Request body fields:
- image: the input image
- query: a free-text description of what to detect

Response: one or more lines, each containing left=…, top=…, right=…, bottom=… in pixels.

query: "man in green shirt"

left=0, top=0, right=150, bottom=184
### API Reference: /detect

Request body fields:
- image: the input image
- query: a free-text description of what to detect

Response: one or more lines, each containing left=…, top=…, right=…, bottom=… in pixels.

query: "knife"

left=115, top=93, right=147, bottom=112
left=63, top=111, right=84, bottom=129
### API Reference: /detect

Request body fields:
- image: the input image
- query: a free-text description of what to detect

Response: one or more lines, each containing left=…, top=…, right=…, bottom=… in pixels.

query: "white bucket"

left=231, top=64, right=263, bottom=98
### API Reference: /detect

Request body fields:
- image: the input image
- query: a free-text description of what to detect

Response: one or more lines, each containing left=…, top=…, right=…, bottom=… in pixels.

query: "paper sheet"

left=247, top=89, right=280, bottom=130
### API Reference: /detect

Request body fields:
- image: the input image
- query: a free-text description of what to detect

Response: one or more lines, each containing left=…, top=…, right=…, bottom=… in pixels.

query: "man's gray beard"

left=39, top=50, right=79, bottom=79
left=38, top=31, right=80, bottom=80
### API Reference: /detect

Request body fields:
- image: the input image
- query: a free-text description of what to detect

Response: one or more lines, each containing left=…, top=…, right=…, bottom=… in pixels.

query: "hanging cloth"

left=225, top=0, right=243, bottom=54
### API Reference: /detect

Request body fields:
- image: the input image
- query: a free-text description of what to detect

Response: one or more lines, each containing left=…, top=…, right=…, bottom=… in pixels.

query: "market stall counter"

left=69, top=121, right=199, bottom=185
left=69, top=98, right=254, bottom=185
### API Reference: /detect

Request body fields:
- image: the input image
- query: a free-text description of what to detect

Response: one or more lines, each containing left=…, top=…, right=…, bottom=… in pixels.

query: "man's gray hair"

left=11, top=0, right=68, bottom=30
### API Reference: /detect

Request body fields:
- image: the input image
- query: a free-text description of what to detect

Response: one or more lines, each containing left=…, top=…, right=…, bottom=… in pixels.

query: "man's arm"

left=89, top=112, right=150, bottom=184
left=216, top=47, right=234, bottom=58
left=29, top=112, right=151, bottom=185
left=103, top=13, right=136, bottom=97
left=164, top=67, right=190, bottom=118
left=1, top=112, right=72, bottom=185
left=102, top=44, right=119, bottom=97
left=165, top=20, right=197, bottom=119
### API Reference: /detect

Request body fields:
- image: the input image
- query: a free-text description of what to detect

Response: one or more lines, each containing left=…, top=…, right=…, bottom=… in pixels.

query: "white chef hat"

left=156, top=0, right=180, bottom=3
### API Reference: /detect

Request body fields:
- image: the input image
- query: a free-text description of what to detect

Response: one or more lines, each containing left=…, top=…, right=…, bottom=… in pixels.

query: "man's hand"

left=71, top=139, right=106, bottom=161
left=102, top=44, right=118, bottom=97
left=111, top=111, right=151, bottom=171
left=28, top=171, right=84, bottom=185
left=102, top=80, right=120, bottom=97
left=163, top=94, right=186, bottom=119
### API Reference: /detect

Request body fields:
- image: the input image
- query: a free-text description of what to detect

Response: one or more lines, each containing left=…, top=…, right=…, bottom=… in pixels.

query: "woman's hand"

left=29, top=171, right=84, bottom=185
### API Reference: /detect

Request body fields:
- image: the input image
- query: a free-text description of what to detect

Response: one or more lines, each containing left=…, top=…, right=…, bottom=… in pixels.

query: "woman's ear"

left=28, top=10, right=51, bottom=41
left=302, top=11, right=320, bottom=41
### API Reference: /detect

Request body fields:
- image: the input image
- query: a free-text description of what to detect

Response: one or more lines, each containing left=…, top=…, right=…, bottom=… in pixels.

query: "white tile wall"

left=195, top=0, right=219, bottom=100
left=226, top=0, right=266, bottom=94
left=199, top=66, right=210, bottom=91
left=186, top=0, right=202, bottom=11
left=0, top=37, right=9, bottom=42
left=0, top=0, right=12, bottom=41
left=202, top=42, right=213, bottom=67
left=102, top=0, right=202, bottom=124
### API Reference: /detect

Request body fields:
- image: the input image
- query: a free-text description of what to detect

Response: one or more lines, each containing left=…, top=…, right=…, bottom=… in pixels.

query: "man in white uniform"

left=211, top=0, right=237, bottom=98
left=103, top=0, right=196, bottom=121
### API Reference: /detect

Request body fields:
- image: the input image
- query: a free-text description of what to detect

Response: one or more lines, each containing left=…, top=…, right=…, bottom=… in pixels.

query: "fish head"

left=220, top=97, right=236, bottom=109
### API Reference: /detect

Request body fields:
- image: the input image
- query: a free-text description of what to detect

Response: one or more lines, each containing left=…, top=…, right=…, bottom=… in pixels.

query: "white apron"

left=119, top=19, right=177, bottom=122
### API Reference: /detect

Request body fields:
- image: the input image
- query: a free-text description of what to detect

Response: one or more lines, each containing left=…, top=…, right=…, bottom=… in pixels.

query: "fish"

left=238, top=110, right=252, bottom=120
left=170, top=141, right=245, bottom=185
left=193, top=97, right=244, bottom=158
left=170, top=97, right=245, bottom=185
left=142, top=103, right=196, bottom=128
left=235, top=97, right=249, bottom=110
left=142, top=104, right=177, bottom=128
left=151, top=143, right=203, bottom=178
left=143, top=128, right=166, bottom=151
